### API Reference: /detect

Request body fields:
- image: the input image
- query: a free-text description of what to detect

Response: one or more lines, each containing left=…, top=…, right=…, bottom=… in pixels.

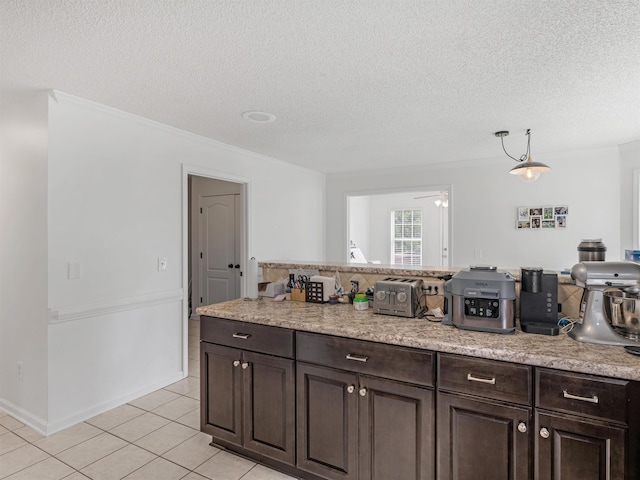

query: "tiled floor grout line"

left=1, top=319, right=298, bottom=480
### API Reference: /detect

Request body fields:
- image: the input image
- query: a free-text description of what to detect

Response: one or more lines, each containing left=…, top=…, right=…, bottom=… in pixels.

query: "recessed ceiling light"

left=241, top=111, right=276, bottom=123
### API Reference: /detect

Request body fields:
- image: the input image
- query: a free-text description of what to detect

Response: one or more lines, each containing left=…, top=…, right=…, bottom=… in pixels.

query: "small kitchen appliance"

left=519, top=268, right=559, bottom=335
left=373, top=277, right=424, bottom=317
left=449, top=266, right=516, bottom=334
left=569, top=261, right=640, bottom=346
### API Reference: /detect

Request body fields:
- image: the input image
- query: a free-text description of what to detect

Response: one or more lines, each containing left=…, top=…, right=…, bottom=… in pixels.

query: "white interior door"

left=200, top=194, right=240, bottom=304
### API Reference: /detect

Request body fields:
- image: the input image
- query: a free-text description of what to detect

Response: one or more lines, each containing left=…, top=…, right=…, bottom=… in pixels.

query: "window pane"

left=391, top=208, right=423, bottom=266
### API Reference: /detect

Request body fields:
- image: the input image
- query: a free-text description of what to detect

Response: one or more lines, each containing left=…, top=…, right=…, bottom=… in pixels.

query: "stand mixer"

left=570, top=261, right=640, bottom=346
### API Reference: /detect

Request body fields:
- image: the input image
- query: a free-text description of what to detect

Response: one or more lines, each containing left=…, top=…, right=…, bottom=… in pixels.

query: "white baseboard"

left=1, top=371, right=187, bottom=436
left=0, top=399, right=48, bottom=435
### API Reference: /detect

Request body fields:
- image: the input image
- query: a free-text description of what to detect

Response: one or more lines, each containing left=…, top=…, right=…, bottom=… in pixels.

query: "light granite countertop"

left=259, top=260, right=575, bottom=284
left=196, top=298, right=640, bottom=382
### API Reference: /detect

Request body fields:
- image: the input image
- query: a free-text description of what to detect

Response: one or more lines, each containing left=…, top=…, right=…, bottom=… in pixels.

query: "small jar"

left=354, top=293, right=368, bottom=311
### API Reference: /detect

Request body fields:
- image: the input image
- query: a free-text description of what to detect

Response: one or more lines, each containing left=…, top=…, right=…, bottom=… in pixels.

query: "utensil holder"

left=290, top=288, right=306, bottom=302
left=305, top=281, right=325, bottom=303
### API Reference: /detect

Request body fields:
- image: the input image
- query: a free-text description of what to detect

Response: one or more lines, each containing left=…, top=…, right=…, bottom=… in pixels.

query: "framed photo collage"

left=517, top=206, right=567, bottom=230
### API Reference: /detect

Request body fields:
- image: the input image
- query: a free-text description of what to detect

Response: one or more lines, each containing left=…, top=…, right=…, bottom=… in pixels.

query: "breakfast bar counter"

left=196, top=298, right=640, bottom=381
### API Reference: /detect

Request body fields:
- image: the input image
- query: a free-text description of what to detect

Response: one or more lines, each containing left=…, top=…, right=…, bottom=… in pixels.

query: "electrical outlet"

left=423, top=281, right=445, bottom=296
left=17, top=361, right=23, bottom=381
left=158, top=257, right=167, bottom=271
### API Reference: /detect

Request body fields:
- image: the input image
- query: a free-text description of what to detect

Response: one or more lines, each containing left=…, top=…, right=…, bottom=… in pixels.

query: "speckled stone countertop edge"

left=259, top=260, right=575, bottom=284
left=196, top=299, right=640, bottom=382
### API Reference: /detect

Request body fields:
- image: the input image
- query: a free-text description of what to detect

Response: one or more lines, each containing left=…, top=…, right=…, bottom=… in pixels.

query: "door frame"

left=181, top=164, right=251, bottom=375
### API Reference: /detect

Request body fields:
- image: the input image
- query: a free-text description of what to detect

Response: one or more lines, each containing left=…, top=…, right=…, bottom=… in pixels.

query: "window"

left=392, top=209, right=422, bottom=265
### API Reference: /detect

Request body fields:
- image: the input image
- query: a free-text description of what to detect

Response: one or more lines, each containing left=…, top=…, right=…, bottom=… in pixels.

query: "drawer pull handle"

left=346, top=353, right=369, bottom=363
left=562, top=390, right=599, bottom=404
left=232, top=333, right=251, bottom=340
left=467, top=373, right=496, bottom=385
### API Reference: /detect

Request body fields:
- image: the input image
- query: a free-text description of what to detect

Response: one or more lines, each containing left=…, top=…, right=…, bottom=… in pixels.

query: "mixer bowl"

left=603, top=290, right=640, bottom=339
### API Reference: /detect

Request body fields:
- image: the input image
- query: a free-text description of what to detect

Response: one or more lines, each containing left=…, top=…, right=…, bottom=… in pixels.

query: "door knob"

left=234, top=264, right=240, bottom=268
left=539, top=427, right=550, bottom=439
left=228, top=264, right=234, bottom=268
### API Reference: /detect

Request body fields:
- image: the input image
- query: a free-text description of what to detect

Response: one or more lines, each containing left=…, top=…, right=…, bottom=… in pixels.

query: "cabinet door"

left=359, top=375, right=435, bottom=480
left=535, top=411, right=625, bottom=480
left=200, top=342, right=242, bottom=445
left=437, top=392, right=531, bottom=480
left=297, top=362, right=359, bottom=480
left=242, top=351, right=295, bottom=465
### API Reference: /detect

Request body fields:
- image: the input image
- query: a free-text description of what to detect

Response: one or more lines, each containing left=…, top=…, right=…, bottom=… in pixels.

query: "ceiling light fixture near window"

left=494, top=129, right=551, bottom=183
left=241, top=110, right=276, bottom=123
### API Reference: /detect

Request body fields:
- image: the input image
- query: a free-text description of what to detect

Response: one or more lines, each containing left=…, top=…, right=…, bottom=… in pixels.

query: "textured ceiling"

left=1, top=0, right=639, bottom=173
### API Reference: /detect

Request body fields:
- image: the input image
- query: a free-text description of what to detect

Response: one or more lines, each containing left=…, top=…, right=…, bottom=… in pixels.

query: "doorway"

left=188, top=175, right=244, bottom=317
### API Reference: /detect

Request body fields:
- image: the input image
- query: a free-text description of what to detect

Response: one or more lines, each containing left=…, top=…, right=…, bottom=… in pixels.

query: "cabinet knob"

left=241, top=362, right=249, bottom=369
left=359, top=387, right=367, bottom=397
left=517, top=422, right=527, bottom=433
left=539, top=427, right=550, bottom=439
left=346, top=385, right=355, bottom=394
left=232, top=360, right=240, bottom=367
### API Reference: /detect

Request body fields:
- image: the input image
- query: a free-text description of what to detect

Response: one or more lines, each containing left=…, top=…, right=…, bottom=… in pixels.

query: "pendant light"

left=494, top=129, right=551, bottom=182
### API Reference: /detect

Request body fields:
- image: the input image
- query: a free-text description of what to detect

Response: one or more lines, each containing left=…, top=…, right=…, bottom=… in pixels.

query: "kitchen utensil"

left=569, top=261, right=640, bottom=346
left=373, top=277, right=424, bottom=317
left=449, top=266, right=516, bottom=334
left=577, top=239, right=607, bottom=262
left=603, top=289, right=640, bottom=340
left=519, top=268, right=559, bottom=335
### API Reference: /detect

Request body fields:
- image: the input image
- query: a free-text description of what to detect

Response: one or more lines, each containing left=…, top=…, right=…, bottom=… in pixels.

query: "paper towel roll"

left=246, top=257, right=259, bottom=300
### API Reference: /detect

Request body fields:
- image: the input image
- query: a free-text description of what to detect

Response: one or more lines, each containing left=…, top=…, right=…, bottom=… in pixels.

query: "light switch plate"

left=68, top=262, right=82, bottom=280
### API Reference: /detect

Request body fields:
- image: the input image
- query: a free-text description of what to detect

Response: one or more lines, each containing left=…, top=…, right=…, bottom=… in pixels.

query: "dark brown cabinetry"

left=200, top=317, right=295, bottom=465
left=437, top=354, right=532, bottom=480
left=534, top=368, right=633, bottom=480
left=200, top=315, right=640, bottom=480
left=296, top=332, right=435, bottom=480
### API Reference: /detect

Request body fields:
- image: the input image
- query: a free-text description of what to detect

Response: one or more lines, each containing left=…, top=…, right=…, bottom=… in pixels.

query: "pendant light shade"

left=509, top=156, right=551, bottom=182
left=495, top=129, right=551, bottom=182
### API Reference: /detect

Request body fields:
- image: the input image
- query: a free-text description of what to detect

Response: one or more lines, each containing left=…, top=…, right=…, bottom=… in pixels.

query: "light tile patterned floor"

left=0, top=319, right=297, bottom=480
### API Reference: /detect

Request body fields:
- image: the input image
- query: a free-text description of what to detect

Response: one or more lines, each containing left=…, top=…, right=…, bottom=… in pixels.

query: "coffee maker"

left=569, top=261, right=640, bottom=346
left=519, top=268, right=559, bottom=335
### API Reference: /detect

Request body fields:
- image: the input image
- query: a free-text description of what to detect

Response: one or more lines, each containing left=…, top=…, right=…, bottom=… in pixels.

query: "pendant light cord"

left=501, top=129, right=531, bottom=163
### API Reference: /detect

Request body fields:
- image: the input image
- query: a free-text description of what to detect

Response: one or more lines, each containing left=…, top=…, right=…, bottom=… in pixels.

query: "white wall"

left=366, top=192, right=444, bottom=266
left=1, top=91, right=325, bottom=433
left=348, top=195, right=370, bottom=259
left=620, top=140, right=640, bottom=252
left=0, top=91, right=50, bottom=431
left=327, top=147, right=622, bottom=271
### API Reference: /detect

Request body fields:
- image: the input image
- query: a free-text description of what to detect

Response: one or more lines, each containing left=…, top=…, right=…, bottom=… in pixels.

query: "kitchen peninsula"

left=197, top=298, right=638, bottom=381
left=197, top=296, right=640, bottom=480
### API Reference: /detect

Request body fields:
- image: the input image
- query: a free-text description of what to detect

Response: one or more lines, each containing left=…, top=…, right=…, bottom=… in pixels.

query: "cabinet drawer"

left=201, top=316, right=294, bottom=358
left=438, top=353, right=532, bottom=405
left=296, top=332, right=434, bottom=387
left=535, top=368, right=629, bottom=424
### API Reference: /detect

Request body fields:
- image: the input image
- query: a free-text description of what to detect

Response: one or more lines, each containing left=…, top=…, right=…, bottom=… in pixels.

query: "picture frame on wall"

left=516, top=205, right=568, bottom=229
